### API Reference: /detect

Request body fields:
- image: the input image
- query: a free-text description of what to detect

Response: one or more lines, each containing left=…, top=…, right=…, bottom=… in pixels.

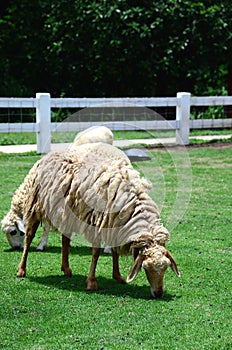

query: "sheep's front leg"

left=86, top=247, right=101, bottom=291
left=17, top=222, right=39, bottom=277
left=112, top=249, right=126, bottom=284
left=61, top=234, right=72, bottom=277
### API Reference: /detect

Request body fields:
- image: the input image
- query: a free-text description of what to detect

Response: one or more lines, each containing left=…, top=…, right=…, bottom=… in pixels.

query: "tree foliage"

left=0, top=0, right=231, bottom=97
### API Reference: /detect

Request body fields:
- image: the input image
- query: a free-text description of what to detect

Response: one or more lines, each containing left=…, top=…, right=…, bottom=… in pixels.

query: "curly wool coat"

left=1, top=126, right=114, bottom=250
left=23, top=143, right=169, bottom=251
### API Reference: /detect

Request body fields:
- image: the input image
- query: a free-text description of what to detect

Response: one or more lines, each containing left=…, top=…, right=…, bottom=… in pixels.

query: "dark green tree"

left=0, top=0, right=231, bottom=97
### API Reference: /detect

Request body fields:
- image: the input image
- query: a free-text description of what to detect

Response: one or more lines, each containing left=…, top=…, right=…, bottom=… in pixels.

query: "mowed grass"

left=0, top=129, right=231, bottom=145
left=0, top=144, right=231, bottom=350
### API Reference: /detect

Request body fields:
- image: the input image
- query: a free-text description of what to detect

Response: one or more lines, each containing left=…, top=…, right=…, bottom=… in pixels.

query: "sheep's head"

left=1, top=217, right=25, bottom=249
left=126, top=235, right=180, bottom=298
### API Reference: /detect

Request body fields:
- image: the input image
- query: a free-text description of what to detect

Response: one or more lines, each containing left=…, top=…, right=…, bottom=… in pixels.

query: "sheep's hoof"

left=113, top=274, right=127, bottom=284
left=17, top=267, right=26, bottom=278
left=62, top=267, right=72, bottom=277
left=36, top=246, right=44, bottom=251
left=86, top=278, right=98, bottom=292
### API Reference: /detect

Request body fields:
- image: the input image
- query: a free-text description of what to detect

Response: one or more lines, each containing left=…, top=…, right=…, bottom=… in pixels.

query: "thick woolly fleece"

left=1, top=126, right=114, bottom=249
left=22, top=143, right=169, bottom=251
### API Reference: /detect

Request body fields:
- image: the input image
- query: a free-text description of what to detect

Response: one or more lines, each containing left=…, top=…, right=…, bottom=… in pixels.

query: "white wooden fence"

left=0, top=92, right=231, bottom=153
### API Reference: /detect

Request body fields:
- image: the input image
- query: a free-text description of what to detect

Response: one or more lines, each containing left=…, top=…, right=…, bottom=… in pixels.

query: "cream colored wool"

left=1, top=126, right=115, bottom=250
left=22, top=143, right=169, bottom=250
left=73, top=125, right=113, bottom=147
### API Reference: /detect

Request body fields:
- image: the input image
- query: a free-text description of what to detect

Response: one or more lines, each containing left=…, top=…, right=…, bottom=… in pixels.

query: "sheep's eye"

left=20, top=232, right=25, bottom=237
left=10, top=230, right=17, bottom=236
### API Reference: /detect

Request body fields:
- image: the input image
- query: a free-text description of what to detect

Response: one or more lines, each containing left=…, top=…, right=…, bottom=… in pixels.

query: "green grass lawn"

left=0, top=130, right=174, bottom=145
left=0, top=129, right=231, bottom=145
left=0, top=145, right=231, bottom=349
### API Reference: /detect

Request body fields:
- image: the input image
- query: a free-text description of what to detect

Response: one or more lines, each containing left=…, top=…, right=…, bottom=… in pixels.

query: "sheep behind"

left=1, top=159, right=42, bottom=249
left=72, top=125, right=113, bottom=147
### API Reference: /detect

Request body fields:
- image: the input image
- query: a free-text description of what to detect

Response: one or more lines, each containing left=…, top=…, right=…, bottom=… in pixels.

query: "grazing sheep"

left=17, top=142, right=180, bottom=298
left=1, top=125, right=114, bottom=250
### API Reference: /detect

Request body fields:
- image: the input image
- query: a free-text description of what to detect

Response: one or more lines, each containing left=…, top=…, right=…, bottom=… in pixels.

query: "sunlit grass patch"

left=0, top=145, right=231, bottom=349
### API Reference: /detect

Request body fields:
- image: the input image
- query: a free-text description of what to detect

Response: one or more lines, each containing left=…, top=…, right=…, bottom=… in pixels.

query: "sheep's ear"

left=126, top=254, right=145, bottom=283
left=16, top=220, right=26, bottom=234
left=132, top=247, right=139, bottom=261
left=166, top=250, right=180, bottom=277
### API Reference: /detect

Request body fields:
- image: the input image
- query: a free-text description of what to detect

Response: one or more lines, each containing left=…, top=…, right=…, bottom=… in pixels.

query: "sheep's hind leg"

left=112, top=249, right=126, bottom=284
left=17, top=222, right=39, bottom=277
left=86, top=247, right=101, bottom=291
left=61, top=234, right=72, bottom=277
left=36, top=222, right=50, bottom=251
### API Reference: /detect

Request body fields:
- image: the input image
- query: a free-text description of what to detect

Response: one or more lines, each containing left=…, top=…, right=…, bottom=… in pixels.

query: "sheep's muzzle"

left=150, top=287, right=164, bottom=299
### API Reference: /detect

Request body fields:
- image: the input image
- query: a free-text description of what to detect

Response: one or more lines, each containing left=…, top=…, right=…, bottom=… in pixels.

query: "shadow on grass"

left=29, top=273, right=180, bottom=301
left=4, top=245, right=92, bottom=256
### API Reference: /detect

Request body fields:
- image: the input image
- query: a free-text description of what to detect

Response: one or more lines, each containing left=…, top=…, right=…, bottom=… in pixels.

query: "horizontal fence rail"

left=191, top=96, right=232, bottom=106
left=1, top=96, right=231, bottom=108
left=0, top=123, right=39, bottom=133
left=50, top=97, right=178, bottom=108
left=0, top=98, right=37, bottom=108
left=0, top=92, right=232, bottom=153
left=50, top=120, right=179, bottom=132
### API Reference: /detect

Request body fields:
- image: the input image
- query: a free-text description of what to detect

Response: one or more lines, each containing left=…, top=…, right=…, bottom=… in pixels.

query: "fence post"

left=176, top=92, right=191, bottom=145
left=36, top=93, right=51, bottom=154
